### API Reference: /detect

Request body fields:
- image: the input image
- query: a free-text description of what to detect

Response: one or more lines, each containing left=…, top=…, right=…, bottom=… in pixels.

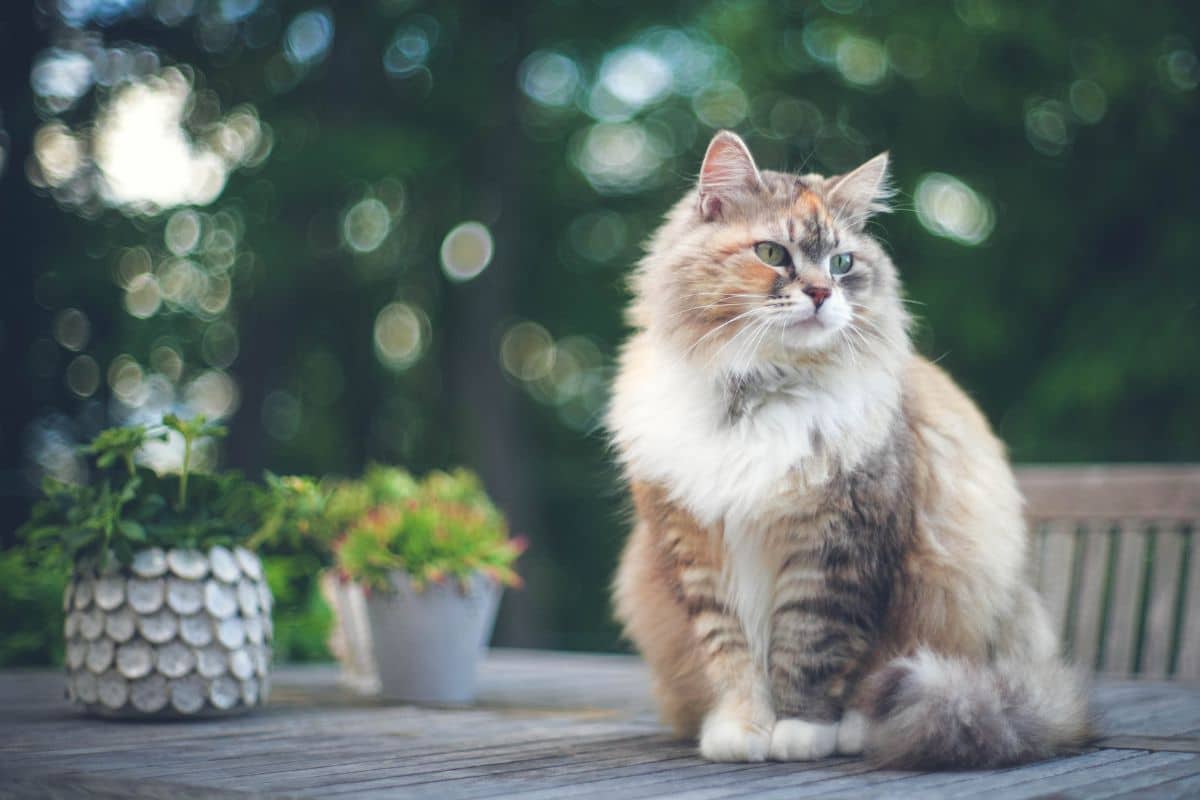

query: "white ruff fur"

left=609, top=332, right=903, bottom=665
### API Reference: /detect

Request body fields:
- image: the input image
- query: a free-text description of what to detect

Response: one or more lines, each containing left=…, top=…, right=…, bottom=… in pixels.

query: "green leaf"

left=119, top=520, right=146, bottom=541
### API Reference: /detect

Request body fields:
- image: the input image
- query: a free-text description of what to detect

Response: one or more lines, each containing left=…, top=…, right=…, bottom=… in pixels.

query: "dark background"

left=3, top=0, right=1198, bottom=665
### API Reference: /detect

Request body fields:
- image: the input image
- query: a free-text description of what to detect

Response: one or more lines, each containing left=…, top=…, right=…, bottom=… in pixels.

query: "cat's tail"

left=859, top=648, right=1092, bottom=769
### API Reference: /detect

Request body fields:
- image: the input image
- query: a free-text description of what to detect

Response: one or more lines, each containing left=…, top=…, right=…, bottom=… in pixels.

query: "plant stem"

left=124, top=451, right=135, bottom=477
left=178, top=435, right=192, bottom=510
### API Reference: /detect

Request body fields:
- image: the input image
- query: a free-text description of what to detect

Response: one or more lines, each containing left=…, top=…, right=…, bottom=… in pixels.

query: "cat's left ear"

left=824, top=152, right=893, bottom=227
left=698, top=130, right=763, bottom=222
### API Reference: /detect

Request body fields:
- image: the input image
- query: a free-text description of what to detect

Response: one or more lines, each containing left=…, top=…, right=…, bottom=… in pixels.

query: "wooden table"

left=2, top=650, right=1198, bottom=798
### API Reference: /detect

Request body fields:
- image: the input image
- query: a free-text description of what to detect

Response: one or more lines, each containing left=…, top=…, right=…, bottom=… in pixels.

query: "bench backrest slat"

left=1069, top=524, right=1109, bottom=672
left=1016, top=467, right=1200, bottom=681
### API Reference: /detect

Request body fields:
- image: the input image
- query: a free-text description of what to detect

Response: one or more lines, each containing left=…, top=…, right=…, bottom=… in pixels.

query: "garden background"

left=2, top=0, right=1198, bottom=666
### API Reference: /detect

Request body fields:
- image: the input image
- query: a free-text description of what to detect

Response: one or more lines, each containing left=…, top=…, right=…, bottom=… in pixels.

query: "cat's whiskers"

left=706, top=308, right=778, bottom=373
left=734, top=314, right=778, bottom=374
left=685, top=306, right=769, bottom=359
left=705, top=311, right=767, bottom=369
left=665, top=299, right=760, bottom=322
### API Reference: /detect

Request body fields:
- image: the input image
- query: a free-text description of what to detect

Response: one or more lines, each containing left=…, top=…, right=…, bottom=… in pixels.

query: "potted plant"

left=241, top=471, right=376, bottom=691
left=331, top=467, right=525, bottom=704
left=21, top=415, right=281, bottom=718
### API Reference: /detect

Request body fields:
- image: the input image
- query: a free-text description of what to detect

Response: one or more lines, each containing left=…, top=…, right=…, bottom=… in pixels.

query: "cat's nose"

left=803, top=285, right=832, bottom=309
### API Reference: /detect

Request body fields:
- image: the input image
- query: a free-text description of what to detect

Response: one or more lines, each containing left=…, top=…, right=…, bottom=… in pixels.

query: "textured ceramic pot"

left=363, top=572, right=500, bottom=705
left=63, top=545, right=273, bottom=718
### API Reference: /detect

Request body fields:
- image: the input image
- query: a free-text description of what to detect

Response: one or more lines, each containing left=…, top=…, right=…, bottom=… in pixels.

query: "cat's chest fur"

left=610, top=334, right=903, bottom=528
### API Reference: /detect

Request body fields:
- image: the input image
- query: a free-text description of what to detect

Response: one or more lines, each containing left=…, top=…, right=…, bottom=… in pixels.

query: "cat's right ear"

left=698, top=130, right=762, bottom=222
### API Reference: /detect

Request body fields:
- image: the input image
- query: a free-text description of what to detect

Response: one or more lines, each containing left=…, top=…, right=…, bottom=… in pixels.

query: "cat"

left=607, top=130, right=1089, bottom=768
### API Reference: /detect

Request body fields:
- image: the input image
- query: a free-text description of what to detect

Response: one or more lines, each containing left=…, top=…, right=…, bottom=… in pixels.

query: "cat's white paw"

left=768, top=718, right=839, bottom=761
left=836, top=710, right=867, bottom=756
left=699, top=714, right=771, bottom=762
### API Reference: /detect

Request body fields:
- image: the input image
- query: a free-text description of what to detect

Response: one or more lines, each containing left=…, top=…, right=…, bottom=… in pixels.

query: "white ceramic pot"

left=363, top=571, right=500, bottom=705
left=63, top=545, right=273, bottom=718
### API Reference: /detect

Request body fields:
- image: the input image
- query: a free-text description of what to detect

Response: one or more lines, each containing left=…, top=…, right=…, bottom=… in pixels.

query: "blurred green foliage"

left=0, top=549, right=67, bottom=667
left=5, top=1, right=1199, bottom=665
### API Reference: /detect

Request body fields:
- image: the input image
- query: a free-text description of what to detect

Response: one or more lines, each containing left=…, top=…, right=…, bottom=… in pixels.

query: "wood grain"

left=2, top=653, right=1199, bottom=798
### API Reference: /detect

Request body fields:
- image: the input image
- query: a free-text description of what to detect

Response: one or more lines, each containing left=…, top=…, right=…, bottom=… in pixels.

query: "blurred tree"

left=3, top=0, right=1199, bottom=663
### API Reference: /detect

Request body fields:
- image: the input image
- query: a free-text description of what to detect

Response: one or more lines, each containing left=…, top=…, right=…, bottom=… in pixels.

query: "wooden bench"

left=1018, top=465, right=1200, bottom=679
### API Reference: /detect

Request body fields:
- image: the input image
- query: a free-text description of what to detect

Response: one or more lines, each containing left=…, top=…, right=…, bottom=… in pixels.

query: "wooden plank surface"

left=1, top=652, right=1199, bottom=799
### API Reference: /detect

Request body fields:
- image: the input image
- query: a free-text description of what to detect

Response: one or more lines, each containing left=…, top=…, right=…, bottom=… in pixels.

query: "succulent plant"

left=334, top=467, right=525, bottom=592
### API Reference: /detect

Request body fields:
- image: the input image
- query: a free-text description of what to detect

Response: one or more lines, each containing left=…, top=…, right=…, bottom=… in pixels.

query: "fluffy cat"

left=608, top=130, right=1089, bottom=768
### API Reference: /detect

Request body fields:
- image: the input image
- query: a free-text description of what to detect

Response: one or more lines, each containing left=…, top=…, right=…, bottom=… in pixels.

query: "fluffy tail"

left=860, top=648, right=1092, bottom=769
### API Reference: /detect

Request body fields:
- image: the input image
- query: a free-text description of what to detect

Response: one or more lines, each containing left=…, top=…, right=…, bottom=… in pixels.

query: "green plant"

left=247, top=474, right=340, bottom=557
left=335, top=468, right=525, bottom=592
left=20, top=415, right=294, bottom=572
left=82, top=424, right=166, bottom=477
left=162, top=414, right=227, bottom=510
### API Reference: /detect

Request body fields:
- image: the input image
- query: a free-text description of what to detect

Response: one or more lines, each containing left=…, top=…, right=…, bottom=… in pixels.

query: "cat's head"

left=632, top=130, right=908, bottom=375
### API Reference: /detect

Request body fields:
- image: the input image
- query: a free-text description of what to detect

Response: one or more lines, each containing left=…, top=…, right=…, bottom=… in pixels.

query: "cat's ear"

left=824, top=152, right=893, bottom=226
left=698, top=130, right=763, bottom=222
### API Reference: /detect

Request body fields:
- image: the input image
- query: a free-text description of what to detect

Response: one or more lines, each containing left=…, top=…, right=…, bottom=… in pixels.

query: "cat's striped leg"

left=766, top=540, right=879, bottom=760
left=639, top=485, right=774, bottom=762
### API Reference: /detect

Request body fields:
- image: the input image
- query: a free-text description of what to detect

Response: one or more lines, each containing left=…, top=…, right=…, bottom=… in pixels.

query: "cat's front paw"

left=835, top=710, right=867, bottom=756
left=768, top=718, right=839, bottom=761
left=699, top=713, right=772, bottom=762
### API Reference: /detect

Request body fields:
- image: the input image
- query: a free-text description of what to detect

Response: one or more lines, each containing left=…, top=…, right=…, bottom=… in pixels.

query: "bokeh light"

left=383, top=24, right=432, bottom=78
left=342, top=198, right=391, bottom=254
left=201, top=321, right=240, bottom=369
left=835, top=36, right=888, bottom=86
left=1161, top=47, right=1199, bottom=91
left=572, top=122, right=665, bottom=194
left=108, top=354, right=146, bottom=406
left=519, top=51, right=581, bottom=107
left=30, top=48, right=94, bottom=112
left=501, top=322, right=555, bottom=382
left=1025, top=99, right=1071, bottom=156
left=218, top=0, right=260, bottom=23
left=53, top=308, right=90, bottom=352
left=284, top=9, right=334, bottom=66
left=439, top=222, right=494, bottom=282
left=150, top=344, right=184, bottom=382
left=914, top=173, right=995, bottom=246
left=65, top=354, right=101, bottom=398
left=373, top=302, right=428, bottom=370
left=500, top=324, right=609, bottom=432
left=116, top=246, right=152, bottom=288
left=185, top=369, right=240, bottom=419
left=165, top=209, right=203, bottom=255
left=599, top=46, right=673, bottom=110
left=691, top=81, right=748, bottom=129
left=32, top=122, right=84, bottom=187
left=124, top=273, right=163, bottom=318
left=88, top=67, right=267, bottom=212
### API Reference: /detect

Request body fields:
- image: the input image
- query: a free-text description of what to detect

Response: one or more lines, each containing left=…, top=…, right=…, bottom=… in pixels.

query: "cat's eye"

left=830, top=252, right=854, bottom=276
left=754, top=241, right=791, bottom=267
